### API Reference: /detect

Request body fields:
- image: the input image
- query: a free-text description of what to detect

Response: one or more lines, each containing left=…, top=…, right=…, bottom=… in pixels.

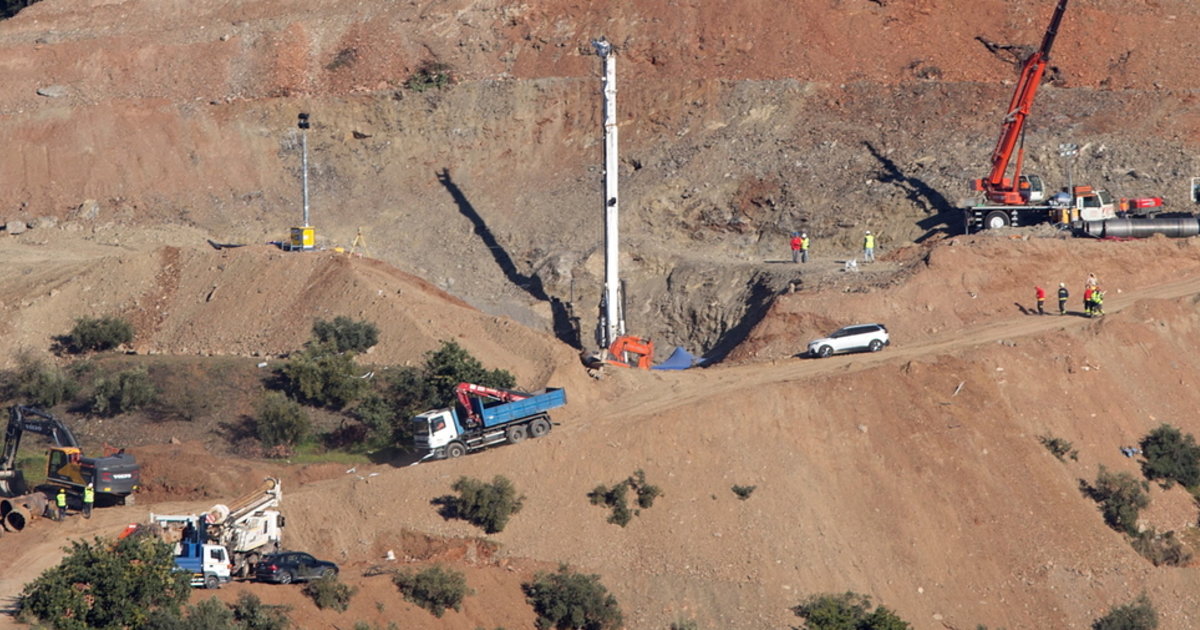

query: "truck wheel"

left=529, top=418, right=551, bottom=438
left=984, top=210, right=1010, bottom=229
left=446, top=443, right=466, bottom=459
left=506, top=425, right=527, bottom=443
left=204, top=574, right=221, bottom=590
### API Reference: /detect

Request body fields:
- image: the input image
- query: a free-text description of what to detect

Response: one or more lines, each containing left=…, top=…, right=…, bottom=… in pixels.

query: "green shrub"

left=1130, top=528, right=1192, bottom=567
left=145, top=597, right=233, bottom=629
left=444, top=475, right=525, bottom=534
left=423, top=340, right=516, bottom=405
left=404, top=61, right=454, bottom=92
left=256, top=391, right=310, bottom=449
left=1083, top=466, right=1150, bottom=536
left=10, top=351, right=78, bottom=407
left=1038, top=434, right=1079, bottom=462
left=65, top=315, right=134, bottom=353
left=90, top=366, right=156, bottom=416
left=303, top=574, right=357, bottom=612
left=589, top=469, right=662, bottom=527
left=731, top=484, right=757, bottom=500
left=351, top=391, right=401, bottom=447
left=229, top=592, right=292, bottom=630
left=670, top=619, right=699, bottom=630
left=393, top=565, right=472, bottom=618
left=522, top=565, right=623, bottom=630
left=19, top=536, right=191, bottom=629
left=278, top=343, right=367, bottom=409
left=313, top=316, right=379, bottom=353
left=791, top=592, right=911, bottom=630
left=1092, top=593, right=1158, bottom=630
left=353, top=623, right=400, bottom=630
left=1139, top=424, right=1200, bottom=488
left=589, top=479, right=632, bottom=527
left=346, top=342, right=516, bottom=450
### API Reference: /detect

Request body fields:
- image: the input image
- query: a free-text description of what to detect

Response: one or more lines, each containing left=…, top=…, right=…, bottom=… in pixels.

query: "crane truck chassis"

left=414, top=383, right=567, bottom=460
left=123, top=477, right=285, bottom=587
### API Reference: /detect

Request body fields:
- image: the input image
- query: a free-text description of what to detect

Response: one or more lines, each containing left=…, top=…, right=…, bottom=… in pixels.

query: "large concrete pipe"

left=1, top=494, right=48, bottom=521
left=1083, top=218, right=1200, bottom=238
left=3, top=505, right=30, bottom=532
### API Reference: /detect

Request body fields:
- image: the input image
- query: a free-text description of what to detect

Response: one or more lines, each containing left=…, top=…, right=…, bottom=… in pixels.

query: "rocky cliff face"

left=0, top=0, right=1197, bottom=356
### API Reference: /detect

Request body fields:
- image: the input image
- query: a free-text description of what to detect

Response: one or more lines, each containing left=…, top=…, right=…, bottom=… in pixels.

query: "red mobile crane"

left=966, top=0, right=1161, bottom=232
left=973, top=0, right=1068, bottom=207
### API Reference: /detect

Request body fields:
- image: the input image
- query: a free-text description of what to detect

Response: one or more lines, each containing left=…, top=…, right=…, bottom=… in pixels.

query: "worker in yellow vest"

left=800, top=232, right=810, bottom=263
left=83, top=483, right=95, bottom=519
left=55, top=487, right=68, bottom=521
left=863, top=230, right=876, bottom=263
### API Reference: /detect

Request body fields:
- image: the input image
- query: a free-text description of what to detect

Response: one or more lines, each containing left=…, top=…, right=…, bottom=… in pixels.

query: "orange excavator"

left=604, top=335, right=654, bottom=370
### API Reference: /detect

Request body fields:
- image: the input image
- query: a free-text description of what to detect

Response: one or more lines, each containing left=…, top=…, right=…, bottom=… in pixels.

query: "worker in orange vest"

left=1035, top=286, right=1046, bottom=315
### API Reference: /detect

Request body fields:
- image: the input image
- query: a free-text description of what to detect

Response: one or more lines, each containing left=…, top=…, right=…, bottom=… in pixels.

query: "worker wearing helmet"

left=863, top=230, right=875, bottom=263
left=55, top=487, right=67, bottom=521
left=83, top=483, right=95, bottom=519
left=1057, top=282, right=1069, bottom=315
left=800, top=232, right=810, bottom=263
left=790, top=232, right=803, bottom=263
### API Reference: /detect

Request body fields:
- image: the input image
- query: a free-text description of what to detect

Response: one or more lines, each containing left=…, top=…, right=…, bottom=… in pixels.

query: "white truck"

left=150, top=477, right=285, bottom=583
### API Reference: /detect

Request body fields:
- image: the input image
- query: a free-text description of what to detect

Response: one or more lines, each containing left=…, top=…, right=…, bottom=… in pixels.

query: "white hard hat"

left=865, top=230, right=871, bottom=234
left=801, top=232, right=806, bottom=237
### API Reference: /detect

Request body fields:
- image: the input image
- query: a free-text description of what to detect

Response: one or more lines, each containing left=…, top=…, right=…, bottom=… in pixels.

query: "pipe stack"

left=1082, top=218, right=1200, bottom=238
left=1, top=493, right=49, bottom=532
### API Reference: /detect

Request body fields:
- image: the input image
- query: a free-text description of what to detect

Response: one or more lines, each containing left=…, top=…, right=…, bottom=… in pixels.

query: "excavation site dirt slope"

left=3, top=0, right=1200, bottom=628
left=5, top=234, right=1200, bottom=629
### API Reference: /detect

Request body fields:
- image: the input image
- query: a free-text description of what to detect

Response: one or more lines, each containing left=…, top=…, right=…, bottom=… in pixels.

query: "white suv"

left=807, top=324, right=890, bottom=358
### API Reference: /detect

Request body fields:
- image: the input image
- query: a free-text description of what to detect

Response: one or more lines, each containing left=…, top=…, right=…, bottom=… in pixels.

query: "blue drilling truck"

left=413, top=382, right=567, bottom=460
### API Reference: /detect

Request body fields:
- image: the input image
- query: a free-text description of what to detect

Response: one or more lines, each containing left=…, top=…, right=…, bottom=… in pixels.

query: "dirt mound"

left=0, top=227, right=584, bottom=391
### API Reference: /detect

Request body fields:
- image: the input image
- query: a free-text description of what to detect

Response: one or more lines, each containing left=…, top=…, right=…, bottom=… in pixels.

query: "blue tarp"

left=651, top=347, right=702, bottom=370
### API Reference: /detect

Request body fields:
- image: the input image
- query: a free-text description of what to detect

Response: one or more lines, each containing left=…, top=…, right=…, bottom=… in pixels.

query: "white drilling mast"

left=593, top=37, right=625, bottom=351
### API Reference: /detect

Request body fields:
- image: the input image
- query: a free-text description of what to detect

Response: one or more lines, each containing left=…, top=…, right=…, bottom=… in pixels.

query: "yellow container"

left=289, top=226, right=315, bottom=251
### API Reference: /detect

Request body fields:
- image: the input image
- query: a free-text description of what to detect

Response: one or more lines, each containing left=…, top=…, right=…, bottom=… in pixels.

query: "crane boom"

left=975, top=0, right=1069, bottom=204
left=455, top=382, right=530, bottom=427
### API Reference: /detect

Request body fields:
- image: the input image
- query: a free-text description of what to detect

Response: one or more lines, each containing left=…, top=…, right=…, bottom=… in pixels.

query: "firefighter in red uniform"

left=1035, top=286, right=1046, bottom=315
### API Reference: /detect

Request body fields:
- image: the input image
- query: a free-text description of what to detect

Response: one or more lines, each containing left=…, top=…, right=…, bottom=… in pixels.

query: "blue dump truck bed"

left=474, top=388, right=567, bottom=429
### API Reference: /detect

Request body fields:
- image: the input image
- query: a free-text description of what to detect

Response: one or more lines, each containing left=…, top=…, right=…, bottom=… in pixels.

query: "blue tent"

left=652, top=347, right=702, bottom=371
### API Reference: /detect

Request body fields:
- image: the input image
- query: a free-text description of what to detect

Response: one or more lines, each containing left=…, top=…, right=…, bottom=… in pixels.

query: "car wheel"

left=817, top=345, right=833, bottom=358
left=868, top=339, right=883, bottom=352
left=278, top=570, right=293, bottom=585
left=446, top=443, right=466, bottom=459
left=320, top=567, right=336, bottom=579
left=984, top=210, right=1010, bottom=229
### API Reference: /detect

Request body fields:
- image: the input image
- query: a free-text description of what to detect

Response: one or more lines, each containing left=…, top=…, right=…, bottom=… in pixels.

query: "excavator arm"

left=975, top=0, right=1069, bottom=204
left=1, top=406, right=82, bottom=495
left=2, top=406, right=80, bottom=468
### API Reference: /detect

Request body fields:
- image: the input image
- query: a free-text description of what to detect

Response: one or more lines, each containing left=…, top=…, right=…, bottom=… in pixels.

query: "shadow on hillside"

left=701, top=273, right=778, bottom=364
left=436, top=168, right=582, bottom=349
left=864, top=141, right=962, bottom=242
